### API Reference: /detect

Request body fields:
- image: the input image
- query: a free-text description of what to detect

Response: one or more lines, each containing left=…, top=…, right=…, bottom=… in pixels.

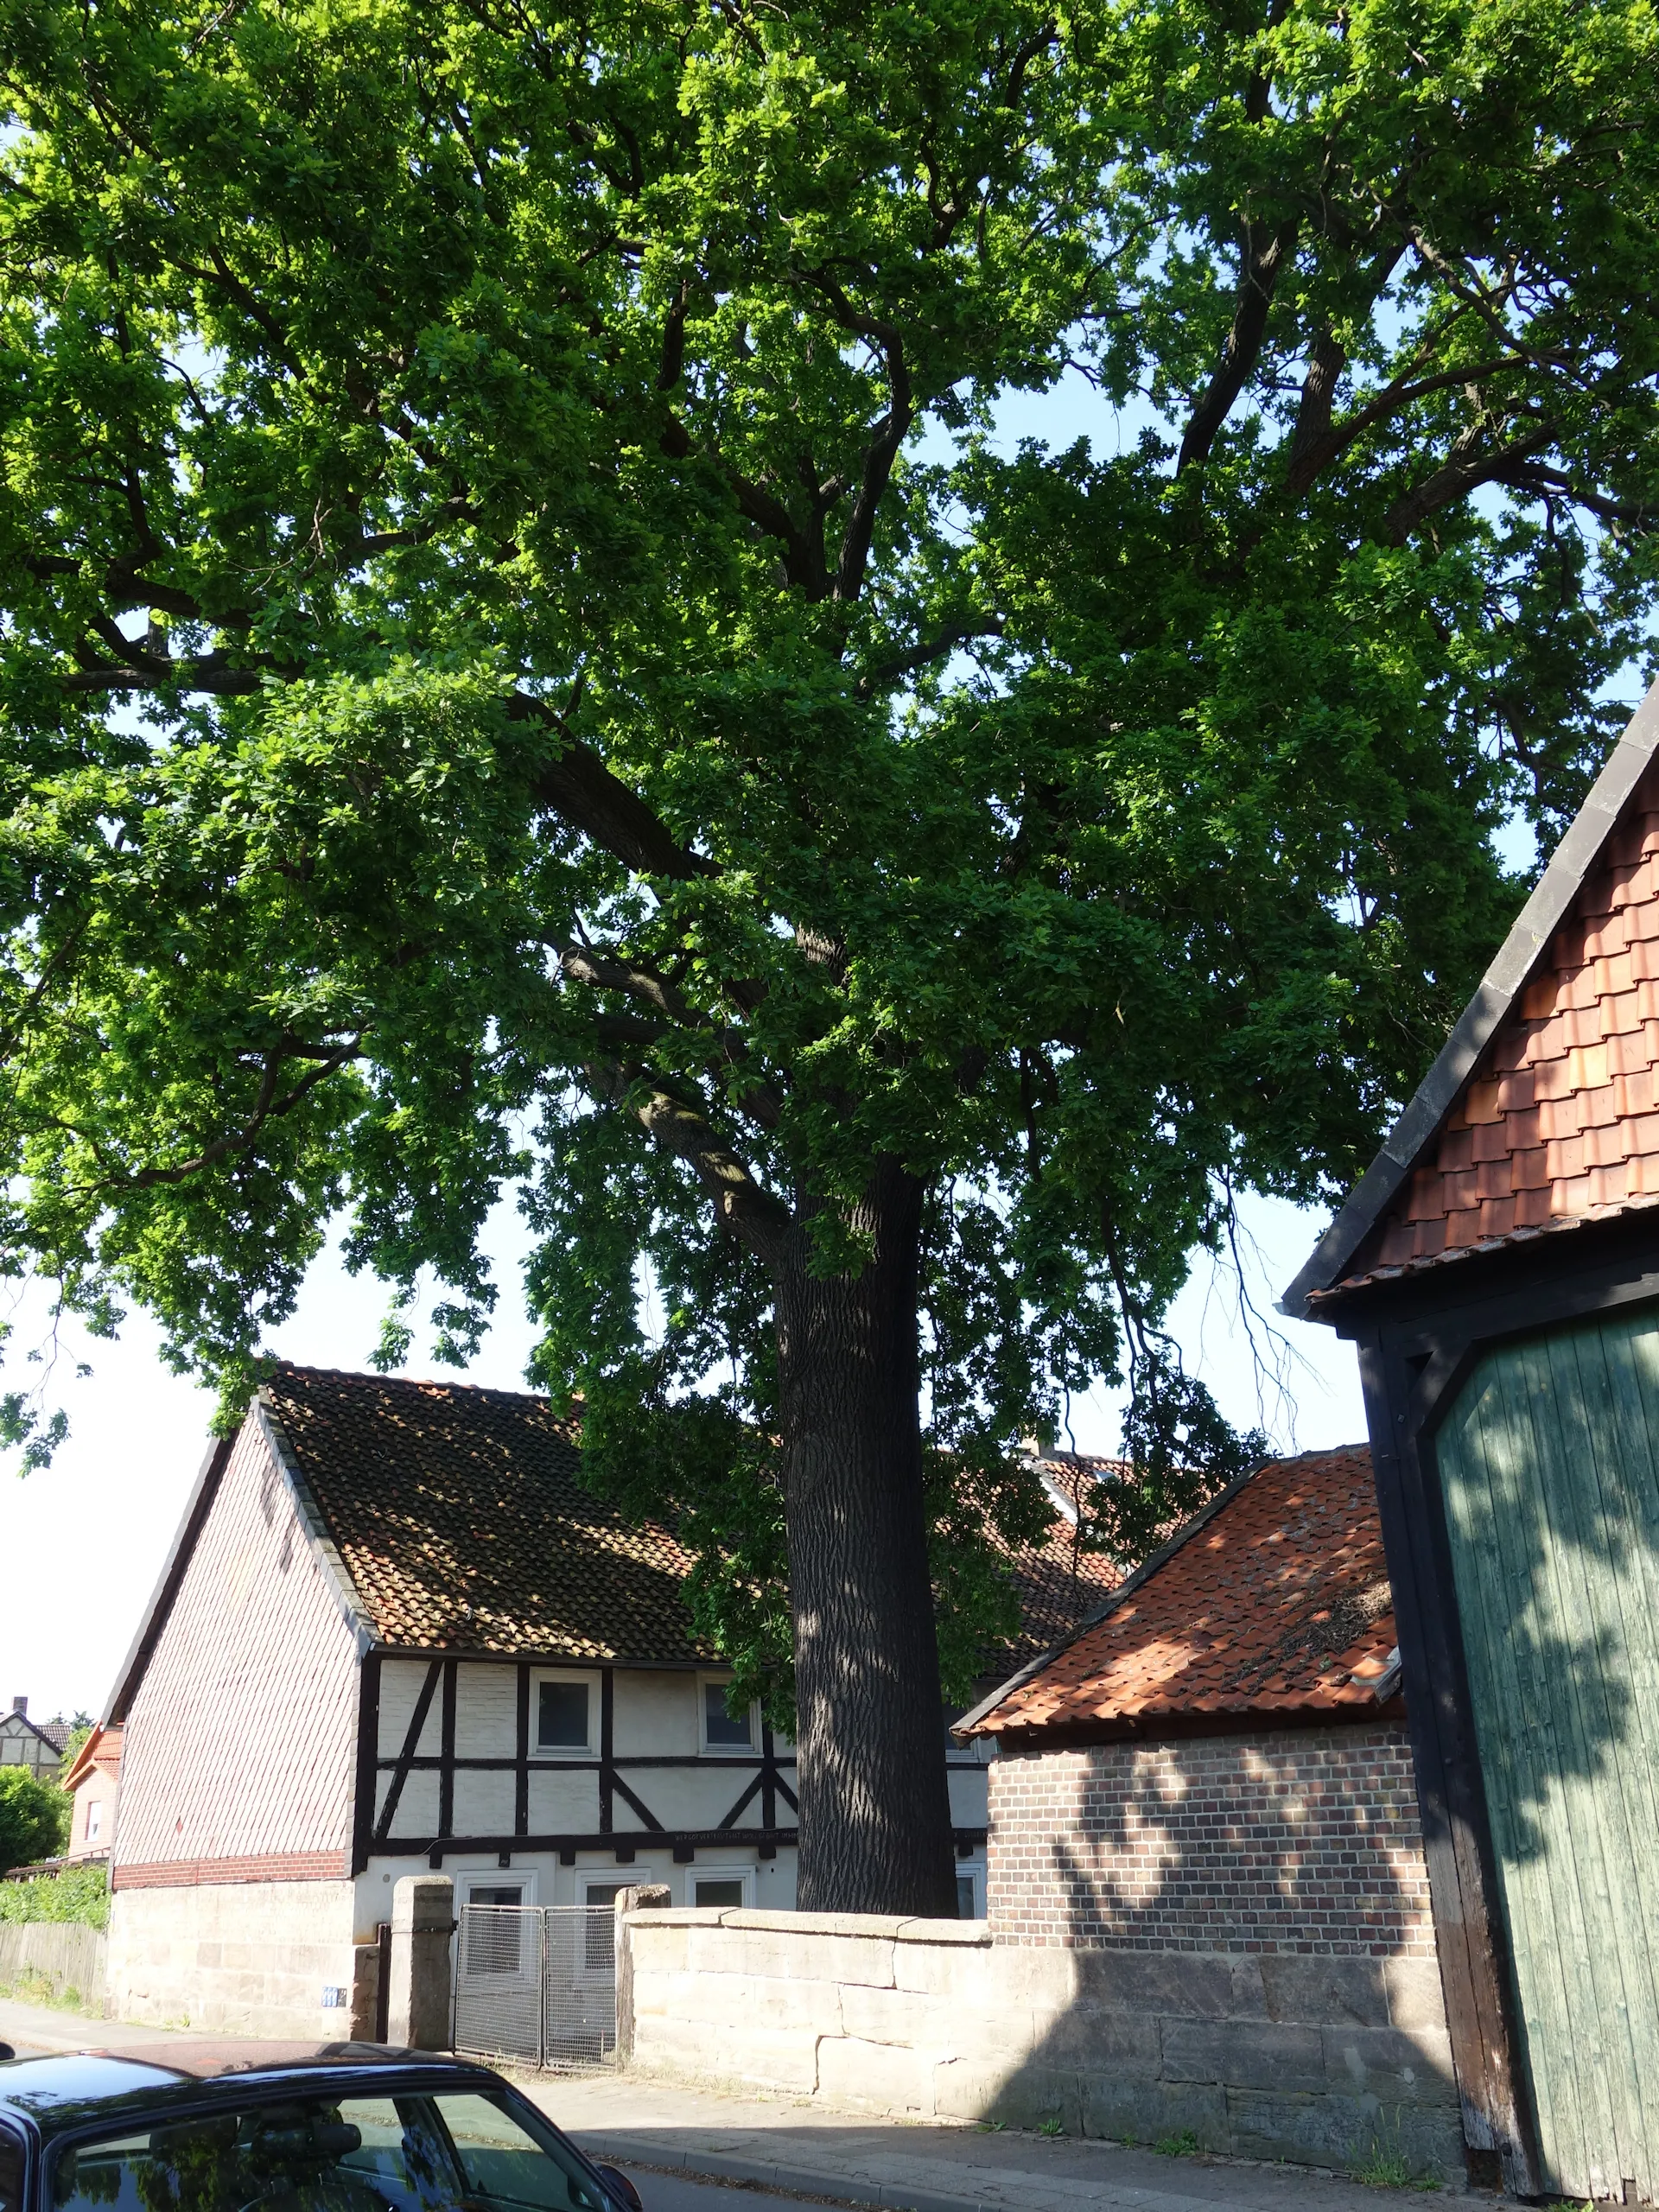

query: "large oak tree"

left=3, top=0, right=1658, bottom=1910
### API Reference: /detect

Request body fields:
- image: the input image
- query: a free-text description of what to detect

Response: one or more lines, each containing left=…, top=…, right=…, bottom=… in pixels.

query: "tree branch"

left=1178, top=215, right=1300, bottom=475
left=120, top=1040, right=362, bottom=1190
left=855, top=618, right=1004, bottom=698
left=62, top=637, right=298, bottom=695
left=791, top=273, right=912, bottom=603
left=511, top=696, right=717, bottom=880
left=1382, top=417, right=1555, bottom=543
left=595, top=1063, right=791, bottom=1263
left=1288, top=350, right=1522, bottom=495
left=1491, top=464, right=1656, bottom=531
left=557, top=942, right=784, bottom=1127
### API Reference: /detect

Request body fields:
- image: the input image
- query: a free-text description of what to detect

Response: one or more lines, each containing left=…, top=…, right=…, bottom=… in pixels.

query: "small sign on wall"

left=321, top=1986, right=347, bottom=2009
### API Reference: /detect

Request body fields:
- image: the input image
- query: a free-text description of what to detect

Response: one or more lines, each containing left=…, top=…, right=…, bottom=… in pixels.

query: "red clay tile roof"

left=1337, top=764, right=1659, bottom=1291
left=963, top=1446, right=1395, bottom=1737
left=994, top=1456, right=1125, bottom=1662
left=262, top=1365, right=709, bottom=1664
left=260, top=1366, right=1120, bottom=1670
left=62, top=1724, right=123, bottom=1794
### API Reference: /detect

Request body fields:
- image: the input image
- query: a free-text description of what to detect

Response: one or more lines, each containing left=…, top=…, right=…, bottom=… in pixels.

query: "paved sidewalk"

left=522, top=2069, right=1510, bottom=2212
left=0, top=2010, right=1512, bottom=2212
left=0, top=1995, right=193, bottom=2057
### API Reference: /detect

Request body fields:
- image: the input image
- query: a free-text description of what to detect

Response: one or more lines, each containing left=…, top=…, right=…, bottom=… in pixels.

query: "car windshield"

left=50, top=2088, right=614, bottom=2212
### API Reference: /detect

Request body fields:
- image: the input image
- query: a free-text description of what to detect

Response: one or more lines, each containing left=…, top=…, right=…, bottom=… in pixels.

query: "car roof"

left=0, top=2044, right=502, bottom=2144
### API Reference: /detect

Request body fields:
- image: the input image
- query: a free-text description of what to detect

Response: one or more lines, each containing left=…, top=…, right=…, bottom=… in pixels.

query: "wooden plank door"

left=1437, top=1306, right=1659, bottom=2202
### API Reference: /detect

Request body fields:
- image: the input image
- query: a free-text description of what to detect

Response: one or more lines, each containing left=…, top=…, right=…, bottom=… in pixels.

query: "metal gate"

left=1438, top=1306, right=1659, bottom=2202
left=452, top=1904, right=616, bottom=2070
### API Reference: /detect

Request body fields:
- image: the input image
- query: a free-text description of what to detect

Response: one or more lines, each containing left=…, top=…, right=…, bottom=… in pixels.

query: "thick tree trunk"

left=774, top=1157, right=958, bottom=1917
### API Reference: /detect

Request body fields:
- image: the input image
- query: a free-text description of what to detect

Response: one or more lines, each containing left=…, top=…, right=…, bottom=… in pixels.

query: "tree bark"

left=774, top=1156, right=958, bottom=1916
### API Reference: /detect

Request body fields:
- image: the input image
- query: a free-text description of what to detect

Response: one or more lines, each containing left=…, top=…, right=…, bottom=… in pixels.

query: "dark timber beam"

left=351, top=1652, right=381, bottom=1877
left=372, top=1657, right=442, bottom=1850
left=1358, top=1331, right=1541, bottom=2197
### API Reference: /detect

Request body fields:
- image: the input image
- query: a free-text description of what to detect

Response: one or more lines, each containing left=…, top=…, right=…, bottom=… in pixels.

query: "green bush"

left=0, top=1862, right=109, bottom=1929
left=0, top=1766, right=69, bottom=1872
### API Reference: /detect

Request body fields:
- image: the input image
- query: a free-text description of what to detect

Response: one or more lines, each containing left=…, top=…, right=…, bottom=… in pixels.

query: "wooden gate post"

left=613, top=1883, right=671, bottom=2063
left=387, top=1873, right=455, bottom=2050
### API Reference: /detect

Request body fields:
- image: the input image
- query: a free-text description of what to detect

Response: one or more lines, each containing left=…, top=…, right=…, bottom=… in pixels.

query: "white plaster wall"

left=454, top=1665, right=517, bottom=1758
left=378, top=1660, right=443, bottom=1758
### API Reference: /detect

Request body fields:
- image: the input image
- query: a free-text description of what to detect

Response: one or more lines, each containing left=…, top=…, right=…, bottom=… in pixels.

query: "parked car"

left=0, top=2041, right=643, bottom=2212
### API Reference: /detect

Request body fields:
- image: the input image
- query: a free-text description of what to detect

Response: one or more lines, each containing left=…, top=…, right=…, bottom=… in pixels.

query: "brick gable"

left=1344, top=763, right=1659, bottom=1287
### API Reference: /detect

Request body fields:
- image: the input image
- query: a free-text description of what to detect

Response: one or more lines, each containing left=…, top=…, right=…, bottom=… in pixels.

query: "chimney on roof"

left=10, top=1696, right=24, bottom=1716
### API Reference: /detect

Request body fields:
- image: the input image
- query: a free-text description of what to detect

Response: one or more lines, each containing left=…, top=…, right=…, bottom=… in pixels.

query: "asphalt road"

left=619, top=2171, right=843, bottom=2210
left=0, top=2044, right=837, bottom=2211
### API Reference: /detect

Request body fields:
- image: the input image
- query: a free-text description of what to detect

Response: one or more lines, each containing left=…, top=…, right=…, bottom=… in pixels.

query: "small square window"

left=690, top=1866, right=753, bottom=1909
left=701, top=1679, right=754, bottom=1751
left=536, top=1678, right=591, bottom=1752
left=695, top=1877, right=747, bottom=1909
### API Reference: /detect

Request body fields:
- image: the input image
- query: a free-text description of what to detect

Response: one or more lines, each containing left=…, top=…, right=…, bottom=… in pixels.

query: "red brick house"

left=61, top=1725, right=123, bottom=1865
left=102, top=1363, right=1116, bottom=2035
left=957, top=1447, right=1463, bottom=2178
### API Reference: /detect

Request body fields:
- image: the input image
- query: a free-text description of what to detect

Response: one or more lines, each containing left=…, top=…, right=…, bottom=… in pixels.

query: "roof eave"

left=254, top=1394, right=377, bottom=1656
left=952, top=1463, right=1264, bottom=1739
left=1281, top=677, right=1659, bottom=1322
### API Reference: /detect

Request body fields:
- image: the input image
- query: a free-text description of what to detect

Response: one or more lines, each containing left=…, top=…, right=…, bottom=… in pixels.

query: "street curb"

left=0, top=2019, right=112, bottom=2056
left=572, top=2131, right=1005, bottom=2211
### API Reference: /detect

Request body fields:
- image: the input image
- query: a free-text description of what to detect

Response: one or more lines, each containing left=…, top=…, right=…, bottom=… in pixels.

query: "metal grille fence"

left=452, top=1904, right=616, bottom=2070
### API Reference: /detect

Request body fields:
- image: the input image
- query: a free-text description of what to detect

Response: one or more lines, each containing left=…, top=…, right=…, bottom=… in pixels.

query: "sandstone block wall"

left=107, top=1877, right=367, bottom=2038
left=988, top=1725, right=1436, bottom=1956
left=623, top=1902, right=1465, bottom=2183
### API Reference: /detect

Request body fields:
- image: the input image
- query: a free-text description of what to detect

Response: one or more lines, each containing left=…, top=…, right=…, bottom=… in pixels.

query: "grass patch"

left=1037, top=2118, right=1065, bottom=2137
left=0, top=1967, right=96, bottom=2014
left=1155, top=2129, right=1201, bottom=2158
left=1350, top=2117, right=1441, bottom=2191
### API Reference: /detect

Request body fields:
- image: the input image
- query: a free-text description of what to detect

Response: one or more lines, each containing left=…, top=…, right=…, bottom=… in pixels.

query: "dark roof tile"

left=261, top=1365, right=1118, bottom=1670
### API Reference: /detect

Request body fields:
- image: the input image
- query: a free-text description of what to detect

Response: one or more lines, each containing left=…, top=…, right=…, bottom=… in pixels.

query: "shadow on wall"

left=974, top=1724, right=1466, bottom=2185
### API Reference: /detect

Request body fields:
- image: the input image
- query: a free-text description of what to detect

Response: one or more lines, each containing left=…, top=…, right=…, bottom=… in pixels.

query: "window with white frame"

left=583, top=1880, right=626, bottom=1969
left=459, top=1871, right=537, bottom=1974
left=690, top=1866, right=753, bottom=1910
left=532, top=1671, right=596, bottom=1756
left=85, top=1800, right=103, bottom=1843
left=698, top=1675, right=756, bottom=1753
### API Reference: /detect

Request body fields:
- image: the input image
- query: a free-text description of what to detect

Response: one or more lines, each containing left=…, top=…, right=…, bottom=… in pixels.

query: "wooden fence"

left=0, top=1920, right=107, bottom=2008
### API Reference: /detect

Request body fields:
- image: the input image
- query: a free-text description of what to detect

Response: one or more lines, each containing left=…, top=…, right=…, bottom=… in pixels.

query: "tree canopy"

left=3, top=0, right=1658, bottom=1904
left=0, top=1766, right=69, bottom=1875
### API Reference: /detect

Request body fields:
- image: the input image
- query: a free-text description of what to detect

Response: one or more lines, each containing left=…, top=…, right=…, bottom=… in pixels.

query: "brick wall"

left=988, top=1724, right=1435, bottom=1959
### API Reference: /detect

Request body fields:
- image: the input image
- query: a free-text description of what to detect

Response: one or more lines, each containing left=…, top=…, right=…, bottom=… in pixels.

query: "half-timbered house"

left=0, top=1699, right=68, bottom=1783
left=101, top=1363, right=1117, bottom=2036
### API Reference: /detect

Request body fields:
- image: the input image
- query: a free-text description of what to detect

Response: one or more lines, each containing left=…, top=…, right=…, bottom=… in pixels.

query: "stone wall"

left=107, top=1877, right=371, bottom=2038
left=988, top=1725, right=1435, bottom=1957
left=622, top=1906, right=1465, bottom=2183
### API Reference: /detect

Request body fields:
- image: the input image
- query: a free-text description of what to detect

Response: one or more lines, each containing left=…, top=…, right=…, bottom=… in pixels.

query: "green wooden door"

left=1438, top=1306, right=1659, bottom=2202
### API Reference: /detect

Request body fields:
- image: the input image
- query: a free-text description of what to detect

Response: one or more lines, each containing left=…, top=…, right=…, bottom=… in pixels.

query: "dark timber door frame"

left=1334, top=1217, right=1659, bottom=2201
